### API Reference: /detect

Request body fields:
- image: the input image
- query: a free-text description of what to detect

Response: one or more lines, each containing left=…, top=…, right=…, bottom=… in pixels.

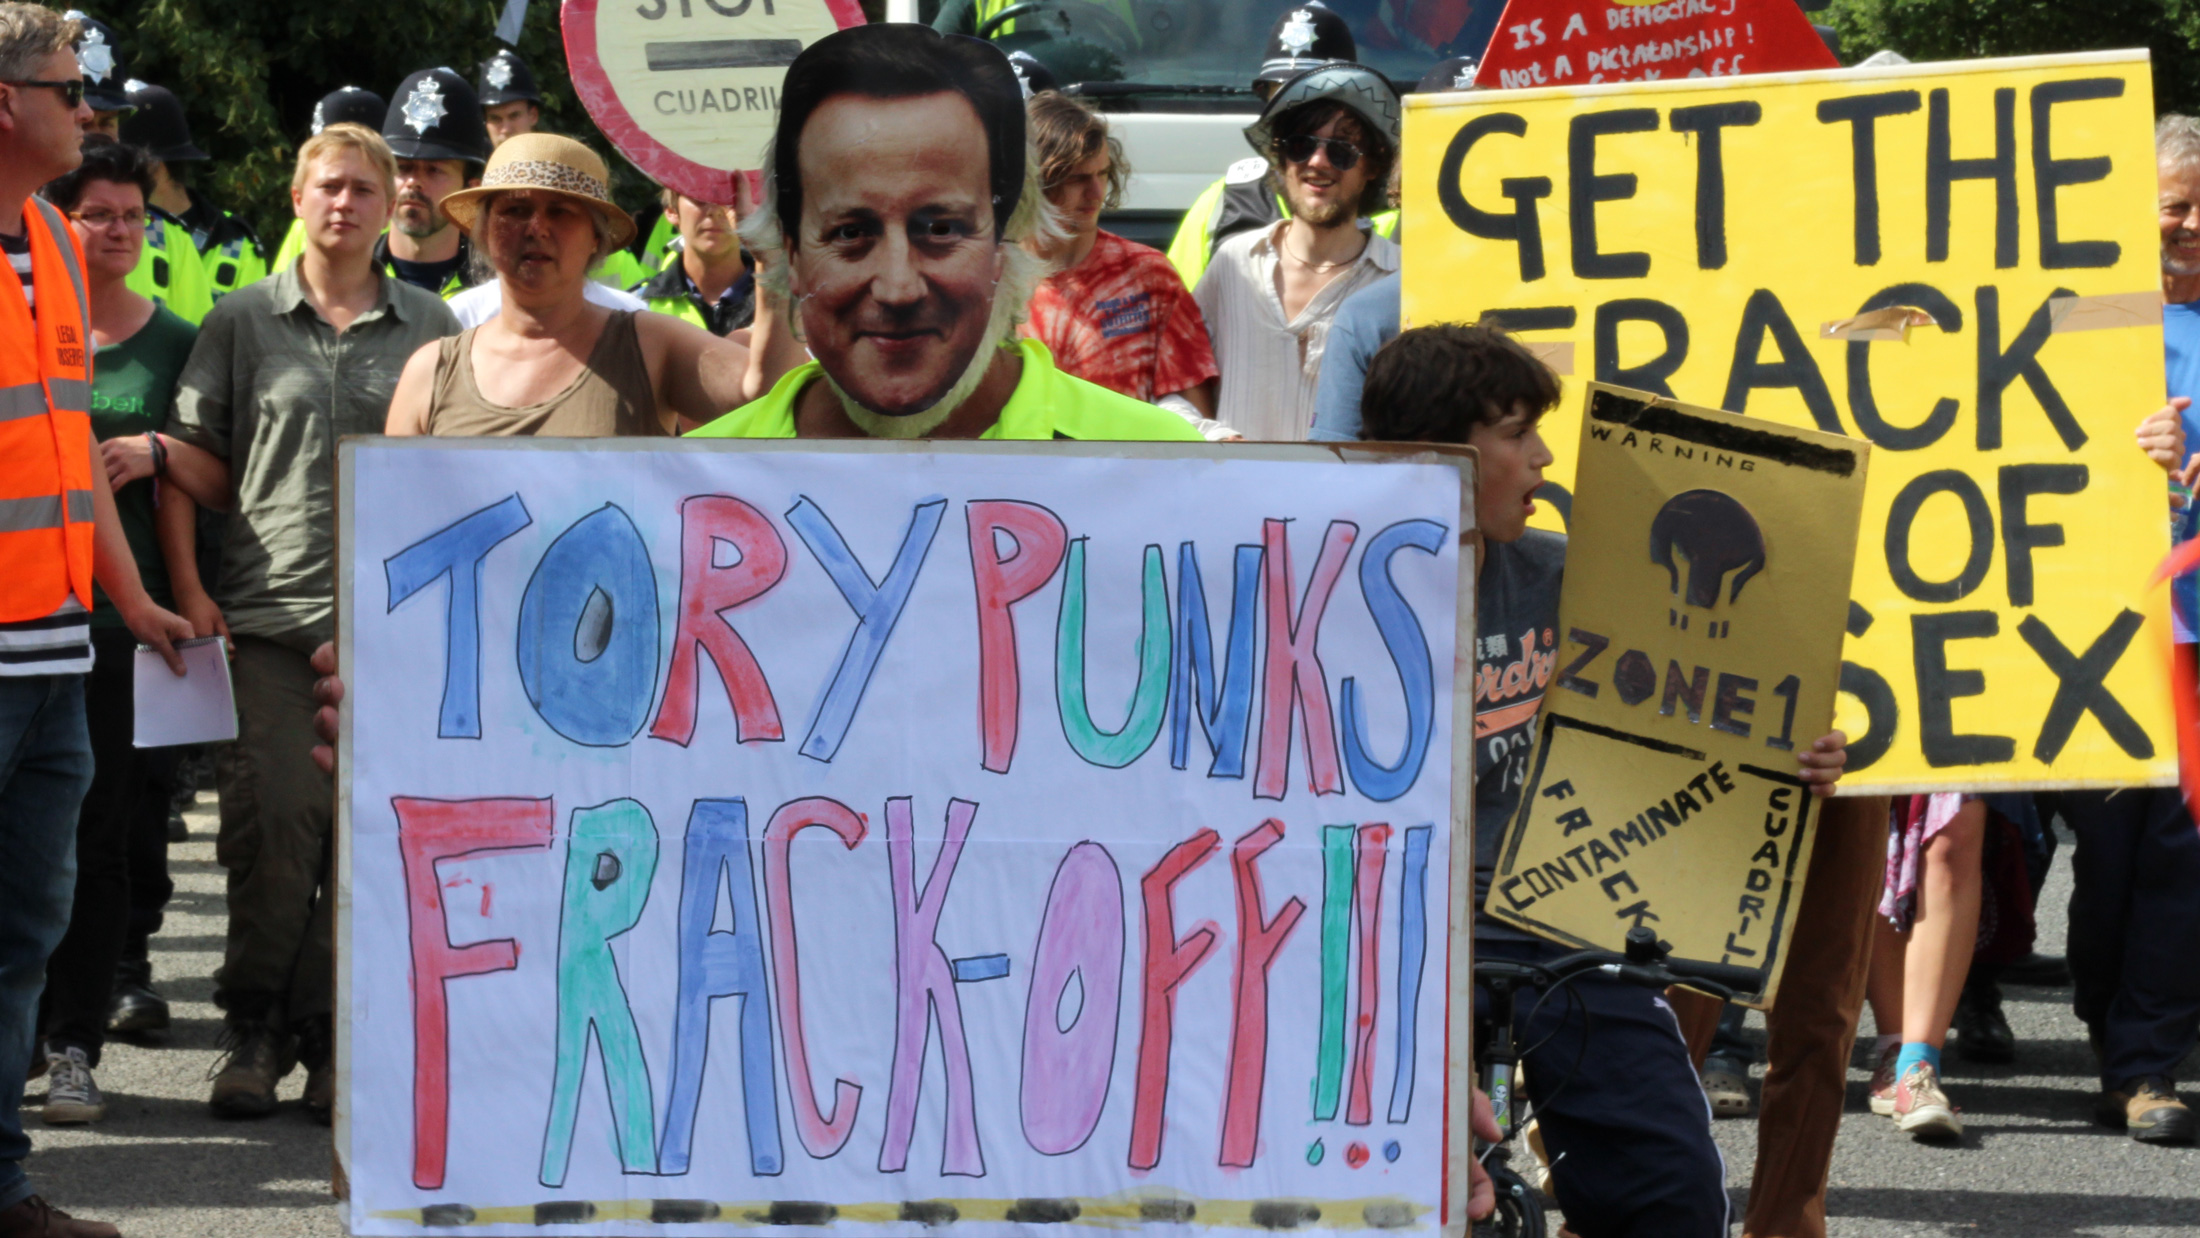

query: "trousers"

left=213, top=636, right=333, bottom=1027
left=1672, top=794, right=1888, bottom=1238
left=2045, top=787, right=2200, bottom=1090
left=40, top=628, right=181, bottom=1064
left=0, top=674, right=92, bottom=1210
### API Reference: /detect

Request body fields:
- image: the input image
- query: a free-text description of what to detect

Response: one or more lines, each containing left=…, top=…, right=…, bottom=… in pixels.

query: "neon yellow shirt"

left=688, top=338, right=1205, bottom=441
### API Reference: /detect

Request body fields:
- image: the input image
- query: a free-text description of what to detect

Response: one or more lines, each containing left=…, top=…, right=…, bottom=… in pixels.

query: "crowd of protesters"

left=0, top=3, right=2196, bottom=1236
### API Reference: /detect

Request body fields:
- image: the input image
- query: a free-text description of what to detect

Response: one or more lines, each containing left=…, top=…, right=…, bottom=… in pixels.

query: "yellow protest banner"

left=1488, top=385, right=1868, bottom=1000
left=1403, top=51, right=2177, bottom=793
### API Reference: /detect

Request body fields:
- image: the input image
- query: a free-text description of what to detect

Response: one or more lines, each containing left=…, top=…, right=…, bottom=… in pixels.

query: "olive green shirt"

left=167, top=267, right=458, bottom=652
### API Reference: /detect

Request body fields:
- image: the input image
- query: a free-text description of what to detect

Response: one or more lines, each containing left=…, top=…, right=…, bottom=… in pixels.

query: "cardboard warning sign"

left=562, top=0, right=863, bottom=202
left=1402, top=51, right=2179, bottom=795
left=1488, top=385, right=1868, bottom=1002
left=1476, top=0, right=1838, bottom=90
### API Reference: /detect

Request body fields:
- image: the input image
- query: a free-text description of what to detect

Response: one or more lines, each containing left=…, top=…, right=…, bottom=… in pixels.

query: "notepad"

left=133, top=637, right=237, bottom=748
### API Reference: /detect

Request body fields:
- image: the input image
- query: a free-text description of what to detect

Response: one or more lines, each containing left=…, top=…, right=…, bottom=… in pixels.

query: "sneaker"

left=296, top=1015, right=334, bottom=1126
left=2097, top=1076, right=2197, bottom=1145
left=41, top=1047, right=103, bottom=1125
left=208, top=1021, right=294, bottom=1118
left=1952, top=976, right=2016, bottom=1064
left=1701, top=1056, right=1753, bottom=1118
left=1867, top=1042, right=1901, bottom=1116
left=107, top=958, right=169, bottom=1036
left=0, top=1195, right=118, bottom=1238
left=1892, top=1061, right=1963, bottom=1140
left=166, top=810, right=188, bottom=843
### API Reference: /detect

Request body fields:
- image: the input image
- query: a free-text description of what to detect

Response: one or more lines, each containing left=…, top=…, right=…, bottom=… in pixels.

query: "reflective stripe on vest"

left=0, top=490, right=94, bottom=532
left=0, top=377, right=84, bottom=423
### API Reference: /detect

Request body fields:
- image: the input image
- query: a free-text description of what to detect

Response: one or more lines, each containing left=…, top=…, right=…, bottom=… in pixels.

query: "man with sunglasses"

left=0, top=6, right=193, bottom=1234
left=1191, top=62, right=1399, bottom=441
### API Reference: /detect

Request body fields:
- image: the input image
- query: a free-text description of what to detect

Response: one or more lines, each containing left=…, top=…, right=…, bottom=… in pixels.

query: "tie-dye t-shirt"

left=1025, top=230, right=1218, bottom=404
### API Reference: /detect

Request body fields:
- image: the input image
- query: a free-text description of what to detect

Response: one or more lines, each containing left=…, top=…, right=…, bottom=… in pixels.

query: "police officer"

left=1163, top=3, right=1397, bottom=287
left=120, top=80, right=266, bottom=303
left=270, top=86, right=386, bottom=272
left=64, top=10, right=129, bottom=135
left=633, top=190, right=753, bottom=336
left=376, top=68, right=490, bottom=298
left=478, top=47, right=543, bottom=149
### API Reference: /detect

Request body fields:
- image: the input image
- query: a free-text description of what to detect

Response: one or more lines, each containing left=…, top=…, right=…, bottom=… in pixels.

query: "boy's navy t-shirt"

left=1473, top=529, right=1566, bottom=942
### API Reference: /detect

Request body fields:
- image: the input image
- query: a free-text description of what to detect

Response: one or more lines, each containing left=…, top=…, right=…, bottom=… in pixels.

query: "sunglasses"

left=1273, top=133, right=1363, bottom=171
left=9, top=79, right=85, bottom=108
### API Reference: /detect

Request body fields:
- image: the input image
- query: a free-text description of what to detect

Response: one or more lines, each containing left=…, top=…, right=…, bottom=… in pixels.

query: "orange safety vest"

left=0, top=197, right=95, bottom=623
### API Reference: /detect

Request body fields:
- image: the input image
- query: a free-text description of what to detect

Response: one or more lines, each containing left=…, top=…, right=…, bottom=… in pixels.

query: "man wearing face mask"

left=689, top=24, right=1199, bottom=442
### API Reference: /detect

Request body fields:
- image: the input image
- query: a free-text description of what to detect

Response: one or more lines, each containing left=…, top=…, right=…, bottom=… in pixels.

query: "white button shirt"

left=1193, top=219, right=1401, bottom=442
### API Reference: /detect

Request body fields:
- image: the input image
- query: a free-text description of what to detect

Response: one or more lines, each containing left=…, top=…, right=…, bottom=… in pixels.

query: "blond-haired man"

left=156, top=122, right=459, bottom=1122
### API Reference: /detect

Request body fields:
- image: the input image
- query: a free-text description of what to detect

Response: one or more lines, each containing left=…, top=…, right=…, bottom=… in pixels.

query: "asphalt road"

left=1703, top=827, right=2200, bottom=1238
left=16, top=809, right=2198, bottom=1236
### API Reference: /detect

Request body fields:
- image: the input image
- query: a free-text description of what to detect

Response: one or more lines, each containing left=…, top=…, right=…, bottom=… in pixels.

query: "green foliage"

left=64, top=0, right=650, bottom=246
left=1822, top=0, right=2200, bottom=116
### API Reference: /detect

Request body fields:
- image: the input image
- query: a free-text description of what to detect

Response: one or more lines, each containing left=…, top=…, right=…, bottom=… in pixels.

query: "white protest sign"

left=562, top=0, right=862, bottom=202
left=337, top=439, right=1472, bottom=1236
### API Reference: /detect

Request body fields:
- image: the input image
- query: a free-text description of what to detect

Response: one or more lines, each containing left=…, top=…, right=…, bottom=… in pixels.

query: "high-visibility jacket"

left=0, top=198, right=97, bottom=622
left=125, top=207, right=214, bottom=323
left=1166, top=157, right=1401, bottom=289
left=271, top=218, right=305, bottom=272
left=188, top=207, right=268, bottom=302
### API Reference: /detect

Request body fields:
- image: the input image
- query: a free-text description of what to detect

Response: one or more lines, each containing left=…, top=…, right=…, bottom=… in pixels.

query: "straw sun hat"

left=438, top=133, right=637, bottom=251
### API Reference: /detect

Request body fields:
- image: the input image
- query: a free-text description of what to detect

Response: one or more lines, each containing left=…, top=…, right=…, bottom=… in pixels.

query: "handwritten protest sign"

left=1476, top=0, right=1838, bottom=91
left=1403, top=50, right=2178, bottom=793
left=561, top=0, right=861, bottom=202
left=336, top=439, right=1473, bottom=1235
left=1488, top=386, right=1867, bottom=1000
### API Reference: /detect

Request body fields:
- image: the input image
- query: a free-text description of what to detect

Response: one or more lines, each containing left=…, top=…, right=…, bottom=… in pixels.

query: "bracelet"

left=145, top=431, right=168, bottom=478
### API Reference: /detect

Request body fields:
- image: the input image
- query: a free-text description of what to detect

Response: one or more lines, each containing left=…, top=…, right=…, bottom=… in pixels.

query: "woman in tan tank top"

left=383, top=135, right=790, bottom=438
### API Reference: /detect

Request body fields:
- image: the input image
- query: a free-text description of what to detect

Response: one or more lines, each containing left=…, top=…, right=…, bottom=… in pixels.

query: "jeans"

left=0, top=674, right=92, bottom=1210
left=2047, top=787, right=2200, bottom=1090
left=40, top=628, right=181, bottom=1064
left=1478, top=939, right=1730, bottom=1238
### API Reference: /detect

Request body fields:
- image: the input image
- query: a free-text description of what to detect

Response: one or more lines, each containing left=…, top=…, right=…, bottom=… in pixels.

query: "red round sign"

left=563, top=0, right=864, bottom=203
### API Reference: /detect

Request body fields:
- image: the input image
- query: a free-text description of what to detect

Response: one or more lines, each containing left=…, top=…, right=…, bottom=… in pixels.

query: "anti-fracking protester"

left=1020, top=92, right=1219, bottom=428
left=31, top=136, right=199, bottom=1127
left=0, top=6, right=192, bottom=1233
left=376, top=68, right=490, bottom=299
left=120, top=81, right=267, bottom=302
left=1193, top=62, right=1399, bottom=441
left=271, top=86, right=386, bottom=273
left=384, top=134, right=758, bottom=437
left=691, top=23, right=1201, bottom=443
left=635, top=188, right=755, bottom=337
left=1164, top=3, right=1396, bottom=288
left=2020, top=111, right=2200, bottom=1149
left=477, top=47, right=542, bottom=149
left=1360, top=321, right=1855, bottom=1237
left=62, top=11, right=126, bottom=136
left=153, top=121, right=459, bottom=1124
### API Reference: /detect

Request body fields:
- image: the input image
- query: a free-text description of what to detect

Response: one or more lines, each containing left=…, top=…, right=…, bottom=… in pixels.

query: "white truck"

left=889, top=0, right=1510, bottom=246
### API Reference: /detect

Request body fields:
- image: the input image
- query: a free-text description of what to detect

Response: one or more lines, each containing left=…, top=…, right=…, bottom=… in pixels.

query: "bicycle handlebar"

left=1475, top=948, right=1761, bottom=1003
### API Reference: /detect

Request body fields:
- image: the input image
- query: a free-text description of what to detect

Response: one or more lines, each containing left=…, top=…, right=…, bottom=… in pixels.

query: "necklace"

left=1282, top=238, right=1352, bottom=272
